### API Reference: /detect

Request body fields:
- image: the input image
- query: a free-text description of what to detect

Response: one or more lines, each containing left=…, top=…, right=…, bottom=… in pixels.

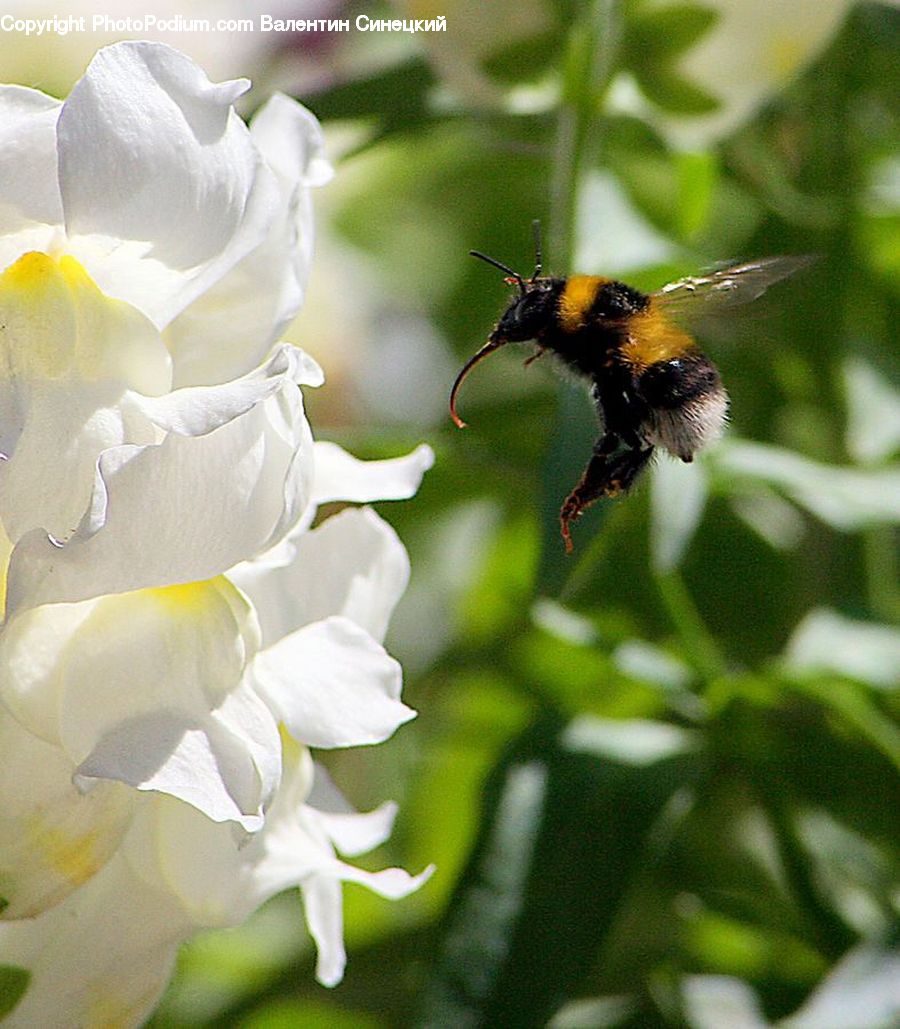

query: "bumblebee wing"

left=651, top=255, right=815, bottom=321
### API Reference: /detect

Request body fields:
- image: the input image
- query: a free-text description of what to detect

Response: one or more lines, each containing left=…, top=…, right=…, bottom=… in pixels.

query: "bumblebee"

left=450, top=223, right=812, bottom=552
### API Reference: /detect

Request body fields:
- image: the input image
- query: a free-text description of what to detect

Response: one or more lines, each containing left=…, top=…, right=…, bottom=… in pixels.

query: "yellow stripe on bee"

left=620, top=306, right=697, bottom=371
left=558, top=275, right=609, bottom=332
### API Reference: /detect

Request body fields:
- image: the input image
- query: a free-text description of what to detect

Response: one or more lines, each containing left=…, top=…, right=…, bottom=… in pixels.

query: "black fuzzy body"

left=484, top=275, right=727, bottom=548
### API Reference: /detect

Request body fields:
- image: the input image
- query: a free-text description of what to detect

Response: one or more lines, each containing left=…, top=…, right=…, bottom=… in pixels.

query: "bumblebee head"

left=450, top=221, right=557, bottom=428
left=492, top=280, right=559, bottom=343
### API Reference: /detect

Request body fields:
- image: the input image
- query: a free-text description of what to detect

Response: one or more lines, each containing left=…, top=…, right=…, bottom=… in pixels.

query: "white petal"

left=295, top=830, right=433, bottom=987
left=0, top=86, right=63, bottom=232
left=58, top=42, right=279, bottom=327
left=251, top=93, right=333, bottom=190
left=783, top=944, right=900, bottom=1029
left=641, top=0, right=854, bottom=149
left=682, top=975, right=768, bottom=1029
left=128, top=344, right=323, bottom=435
left=231, top=506, right=410, bottom=648
left=714, top=440, right=900, bottom=530
left=306, top=762, right=400, bottom=857
left=121, top=749, right=317, bottom=928
left=59, top=42, right=248, bottom=257
left=328, top=858, right=435, bottom=901
left=0, top=711, right=134, bottom=919
left=54, top=579, right=255, bottom=739
left=312, top=441, right=434, bottom=504
left=844, top=357, right=900, bottom=465
left=0, top=598, right=104, bottom=742
left=301, top=874, right=346, bottom=987
left=0, top=251, right=171, bottom=541
left=166, top=96, right=332, bottom=387
left=316, top=803, right=400, bottom=859
left=1, top=579, right=276, bottom=830
left=121, top=747, right=431, bottom=992
left=162, top=230, right=301, bottom=387
left=5, top=350, right=317, bottom=613
left=251, top=616, right=415, bottom=749
left=783, top=609, right=900, bottom=690
left=0, top=852, right=188, bottom=1028
left=74, top=683, right=280, bottom=832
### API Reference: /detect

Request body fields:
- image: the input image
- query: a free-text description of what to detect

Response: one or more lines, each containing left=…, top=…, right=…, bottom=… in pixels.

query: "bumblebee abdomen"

left=620, top=307, right=697, bottom=371
left=638, top=352, right=722, bottom=408
left=638, top=352, right=728, bottom=461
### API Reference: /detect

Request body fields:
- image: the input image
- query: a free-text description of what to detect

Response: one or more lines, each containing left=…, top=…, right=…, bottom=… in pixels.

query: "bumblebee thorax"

left=558, top=276, right=650, bottom=333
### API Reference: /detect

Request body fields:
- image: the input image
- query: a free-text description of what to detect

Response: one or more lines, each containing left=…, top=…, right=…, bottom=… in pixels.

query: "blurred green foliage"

left=153, top=1, right=898, bottom=1026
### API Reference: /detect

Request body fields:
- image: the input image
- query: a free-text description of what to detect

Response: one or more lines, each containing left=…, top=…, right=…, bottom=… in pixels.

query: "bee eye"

left=519, top=292, right=545, bottom=317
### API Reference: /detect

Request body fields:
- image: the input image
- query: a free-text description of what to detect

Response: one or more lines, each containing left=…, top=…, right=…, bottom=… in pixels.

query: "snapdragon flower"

left=618, top=0, right=855, bottom=148
left=0, top=41, right=433, bottom=1023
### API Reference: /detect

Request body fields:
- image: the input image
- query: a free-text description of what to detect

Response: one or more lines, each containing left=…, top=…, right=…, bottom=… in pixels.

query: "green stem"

left=862, top=525, right=900, bottom=623
left=755, top=778, right=854, bottom=958
left=548, top=0, right=622, bottom=272
left=536, top=0, right=622, bottom=597
left=655, top=569, right=727, bottom=684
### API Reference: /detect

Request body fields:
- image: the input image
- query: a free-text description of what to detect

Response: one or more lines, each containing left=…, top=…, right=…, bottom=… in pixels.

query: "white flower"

left=0, top=0, right=325, bottom=96
left=0, top=851, right=192, bottom=1028
left=166, top=91, right=332, bottom=387
left=0, top=41, right=434, bottom=1022
left=0, top=490, right=432, bottom=913
left=0, top=41, right=329, bottom=381
left=0, top=42, right=331, bottom=610
left=3, top=335, right=323, bottom=614
left=124, top=742, right=432, bottom=990
left=621, top=0, right=855, bottom=148
left=0, top=498, right=434, bottom=1011
left=0, top=751, right=431, bottom=1025
left=0, top=576, right=277, bottom=918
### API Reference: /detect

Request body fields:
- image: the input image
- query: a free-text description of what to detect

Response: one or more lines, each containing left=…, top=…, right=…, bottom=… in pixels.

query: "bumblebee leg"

left=524, top=346, right=547, bottom=368
left=593, top=432, right=620, bottom=456
left=560, top=455, right=611, bottom=553
left=559, top=444, right=654, bottom=553
left=606, top=445, right=654, bottom=493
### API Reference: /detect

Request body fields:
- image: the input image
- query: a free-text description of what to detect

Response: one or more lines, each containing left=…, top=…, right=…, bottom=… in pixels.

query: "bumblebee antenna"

left=469, top=250, right=527, bottom=294
left=531, top=219, right=543, bottom=279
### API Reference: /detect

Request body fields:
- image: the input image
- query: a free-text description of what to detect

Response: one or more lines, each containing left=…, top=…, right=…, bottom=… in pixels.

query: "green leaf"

left=843, top=357, right=900, bottom=465
left=624, top=3, right=720, bottom=64
left=782, top=944, right=900, bottom=1028
left=240, top=999, right=384, bottom=1029
left=0, top=966, right=30, bottom=1020
left=602, top=116, right=689, bottom=238
left=481, top=29, right=562, bottom=84
left=681, top=974, right=766, bottom=1027
left=712, top=440, right=900, bottom=531
left=728, top=484, right=806, bottom=551
left=792, top=677, right=900, bottom=772
left=794, top=810, right=897, bottom=938
left=461, top=511, right=540, bottom=645
left=783, top=608, right=900, bottom=690
left=683, top=910, right=826, bottom=982
left=650, top=454, right=708, bottom=571
left=635, top=65, right=721, bottom=116
left=296, top=57, right=437, bottom=149
left=416, top=714, right=704, bottom=1027
left=676, top=151, right=719, bottom=238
